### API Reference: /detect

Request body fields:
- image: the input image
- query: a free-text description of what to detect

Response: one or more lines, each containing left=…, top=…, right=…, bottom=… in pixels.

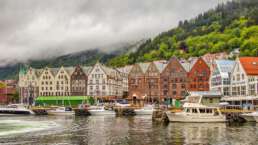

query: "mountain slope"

left=108, top=0, right=258, bottom=66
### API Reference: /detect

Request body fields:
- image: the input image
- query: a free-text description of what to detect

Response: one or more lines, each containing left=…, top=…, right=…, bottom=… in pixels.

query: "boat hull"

left=0, top=109, right=34, bottom=115
left=166, top=112, right=226, bottom=123
left=253, top=116, right=258, bottom=122
left=135, top=110, right=153, bottom=115
left=240, top=114, right=256, bottom=122
left=89, top=110, right=116, bottom=116
left=47, top=111, right=75, bottom=116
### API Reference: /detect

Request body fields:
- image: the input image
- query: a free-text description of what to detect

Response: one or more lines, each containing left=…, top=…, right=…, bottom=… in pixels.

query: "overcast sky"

left=0, top=0, right=227, bottom=66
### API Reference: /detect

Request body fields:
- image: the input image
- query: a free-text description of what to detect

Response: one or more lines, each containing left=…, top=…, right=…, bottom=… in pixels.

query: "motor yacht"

left=166, top=103, right=226, bottom=123
left=0, top=104, right=34, bottom=115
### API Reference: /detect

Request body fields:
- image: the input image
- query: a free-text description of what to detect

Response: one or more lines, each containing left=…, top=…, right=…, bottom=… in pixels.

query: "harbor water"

left=0, top=115, right=258, bottom=145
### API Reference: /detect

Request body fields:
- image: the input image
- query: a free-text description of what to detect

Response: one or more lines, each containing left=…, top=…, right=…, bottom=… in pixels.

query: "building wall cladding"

left=128, top=64, right=146, bottom=99
left=160, top=57, right=188, bottom=100
left=144, top=62, right=162, bottom=102
left=70, top=65, right=88, bottom=96
left=188, top=58, right=210, bottom=92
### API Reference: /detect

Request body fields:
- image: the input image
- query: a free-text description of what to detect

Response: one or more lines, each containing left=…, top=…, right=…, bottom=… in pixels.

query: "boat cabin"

left=184, top=91, right=222, bottom=107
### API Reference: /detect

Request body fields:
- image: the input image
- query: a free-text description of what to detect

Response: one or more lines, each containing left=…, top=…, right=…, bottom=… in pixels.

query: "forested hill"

left=107, top=0, right=258, bottom=67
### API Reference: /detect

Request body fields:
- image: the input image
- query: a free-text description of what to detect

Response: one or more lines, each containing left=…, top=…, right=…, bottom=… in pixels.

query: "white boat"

left=88, top=106, right=116, bottom=116
left=47, top=107, right=75, bottom=115
left=135, top=105, right=154, bottom=115
left=0, top=104, right=34, bottom=115
left=166, top=103, right=226, bottom=123
left=240, top=112, right=258, bottom=122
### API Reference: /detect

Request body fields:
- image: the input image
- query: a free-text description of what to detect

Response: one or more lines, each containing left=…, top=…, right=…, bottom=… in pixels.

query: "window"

left=200, top=109, right=205, bottom=113
left=192, top=109, right=198, bottom=113
left=172, top=84, right=177, bottom=89
left=102, top=86, right=105, bottom=90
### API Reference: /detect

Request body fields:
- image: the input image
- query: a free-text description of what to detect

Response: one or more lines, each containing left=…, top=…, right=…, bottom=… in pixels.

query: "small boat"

left=88, top=106, right=115, bottom=116
left=0, top=104, right=34, bottom=115
left=135, top=105, right=154, bottom=115
left=47, top=107, right=75, bottom=115
left=240, top=112, right=258, bottom=122
left=166, top=103, right=226, bottom=123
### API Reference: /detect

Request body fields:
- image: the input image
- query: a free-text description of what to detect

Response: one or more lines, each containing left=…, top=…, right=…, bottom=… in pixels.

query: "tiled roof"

left=117, top=65, right=133, bottom=74
left=82, top=66, right=92, bottom=75
left=153, top=60, right=167, bottom=73
left=49, top=68, right=60, bottom=76
left=138, top=62, right=151, bottom=73
left=180, top=58, right=197, bottom=72
left=239, top=57, right=258, bottom=75
left=64, top=67, right=75, bottom=75
left=216, top=60, right=235, bottom=73
left=34, top=69, right=44, bottom=77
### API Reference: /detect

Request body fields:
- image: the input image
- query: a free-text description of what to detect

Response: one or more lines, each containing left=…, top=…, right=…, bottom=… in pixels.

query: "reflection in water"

left=0, top=116, right=258, bottom=145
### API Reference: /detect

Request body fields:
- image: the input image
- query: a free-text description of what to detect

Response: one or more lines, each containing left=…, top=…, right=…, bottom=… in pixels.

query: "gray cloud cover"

left=0, top=0, right=227, bottom=66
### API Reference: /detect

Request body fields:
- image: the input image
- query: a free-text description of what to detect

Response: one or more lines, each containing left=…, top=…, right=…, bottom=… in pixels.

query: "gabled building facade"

left=128, top=63, right=150, bottom=100
left=70, top=65, right=90, bottom=96
left=160, top=57, right=188, bottom=100
left=55, top=67, right=73, bottom=96
left=38, top=67, right=58, bottom=96
left=144, top=61, right=167, bottom=103
left=231, top=57, right=258, bottom=97
left=188, top=58, right=210, bottom=91
left=210, top=60, right=235, bottom=96
left=87, top=63, right=124, bottom=97
left=19, top=67, right=41, bottom=104
left=117, top=65, right=133, bottom=97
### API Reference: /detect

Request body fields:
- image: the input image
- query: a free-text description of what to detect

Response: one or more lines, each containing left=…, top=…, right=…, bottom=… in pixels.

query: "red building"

left=0, top=80, right=17, bottom=104
left=188, top=57, right=210, bottom=91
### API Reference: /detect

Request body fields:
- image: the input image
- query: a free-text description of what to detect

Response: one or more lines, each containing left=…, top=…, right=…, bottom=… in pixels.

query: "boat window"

left=206, top=109, right=212, bottom=113
left=199, top=109, right=205, bottom=113
left=185, top=108, right=190, bottom=113
left=192, top=108, right=198, bottom=113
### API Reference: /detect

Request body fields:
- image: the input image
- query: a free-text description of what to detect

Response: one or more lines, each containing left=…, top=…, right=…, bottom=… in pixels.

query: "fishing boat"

left=47, top=107, right=75, bottom=115
left=0, top=104, right=34, bottom=115
left=134, top=105, right=154, bottom=115
left=88, top=106, right=115, bottom=116
left=166, top=103, right=226, bottom=122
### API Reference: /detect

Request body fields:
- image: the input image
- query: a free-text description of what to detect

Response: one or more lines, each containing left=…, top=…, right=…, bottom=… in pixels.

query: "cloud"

left=0, top=0, right=226, bottom=66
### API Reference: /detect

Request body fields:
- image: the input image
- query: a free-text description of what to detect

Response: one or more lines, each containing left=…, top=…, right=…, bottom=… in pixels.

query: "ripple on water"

left=0, top=119, right=59, bottom=136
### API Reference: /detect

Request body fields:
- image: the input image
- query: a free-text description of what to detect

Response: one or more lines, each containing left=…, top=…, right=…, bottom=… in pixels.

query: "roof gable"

left=162, top=57, right=187, bottom=74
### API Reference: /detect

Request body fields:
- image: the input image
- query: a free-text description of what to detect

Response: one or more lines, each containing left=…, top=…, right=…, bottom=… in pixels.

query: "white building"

left=116, top=65, right=133, bottom=97
left=55, top=67, right=74, bottom=96
left=19, top=67, right=42, bottom=104
left=38, top=67, right=59, bottom=96
left=231, top=57, right=258, bottom=97
left=87, top=63, right=124, bottom=98
left=210, top=60, right=235, bottom=96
